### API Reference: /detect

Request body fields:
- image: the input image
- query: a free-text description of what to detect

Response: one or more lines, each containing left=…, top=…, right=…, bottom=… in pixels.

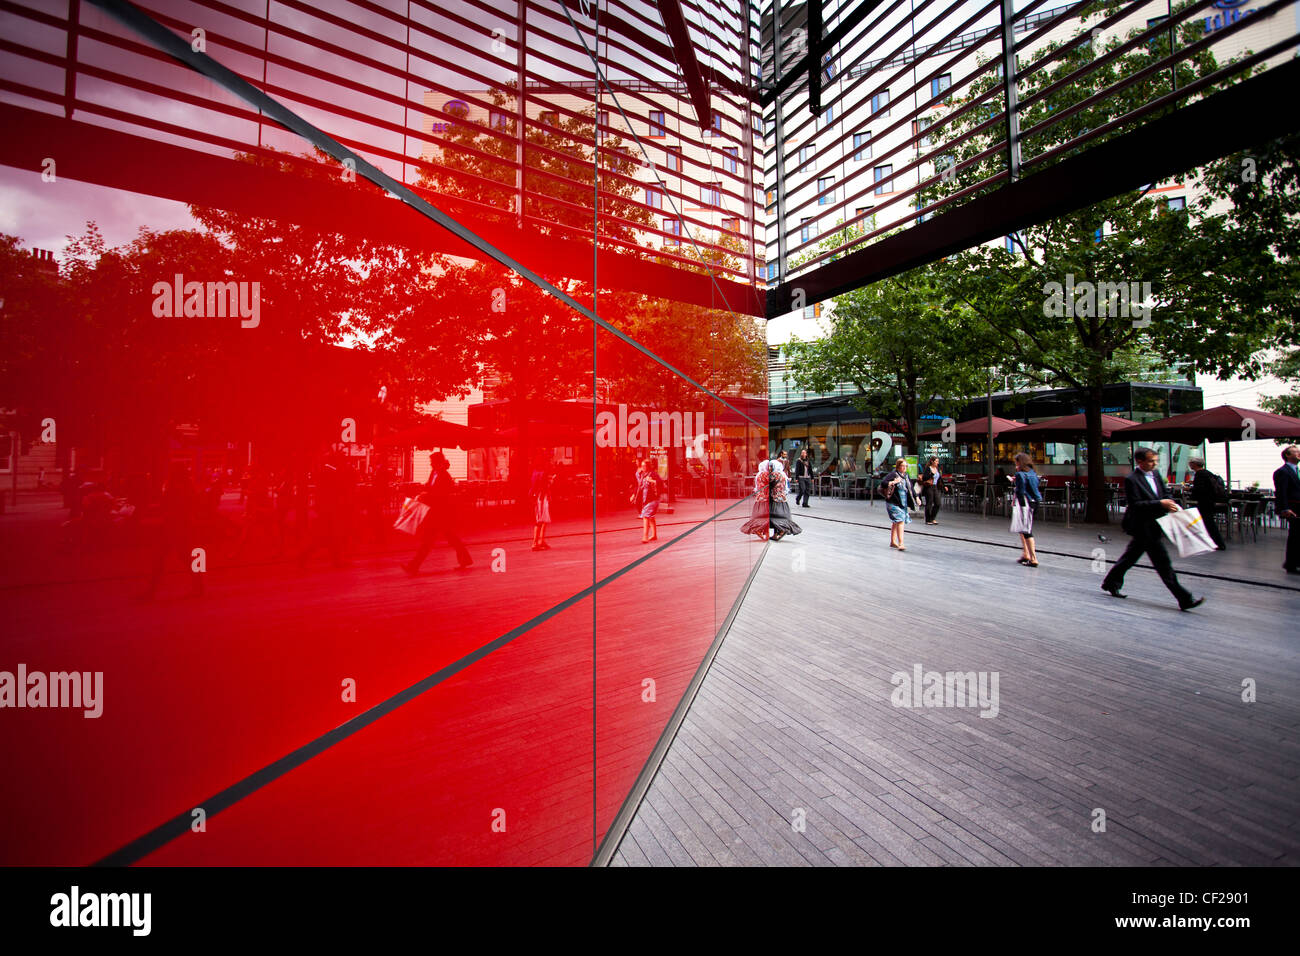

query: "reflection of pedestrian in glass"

left=740, top=460, right=771, bottom=540
left=140, top=462, right=204, bottom=600
left=768, top=458, right=802, bottom=542
left=884, top=458, right=913, bottom=551
left=530, top=456, right=553, bottom=551
left=632, top=458, right=660, bottom=543
left=299, top=452, right=355, bottom=569
left=402, top=451, right=472, bottom=573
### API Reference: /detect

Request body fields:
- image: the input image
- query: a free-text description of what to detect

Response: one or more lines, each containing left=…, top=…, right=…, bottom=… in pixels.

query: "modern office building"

left=761, top=0, right=1298, bottom=487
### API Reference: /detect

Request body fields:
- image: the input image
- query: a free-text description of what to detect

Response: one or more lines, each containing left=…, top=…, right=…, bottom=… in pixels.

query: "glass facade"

left=0, top=0, right=766, bottom=865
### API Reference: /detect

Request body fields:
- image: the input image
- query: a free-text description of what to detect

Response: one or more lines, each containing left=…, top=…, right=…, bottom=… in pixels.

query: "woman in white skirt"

left=530, top=460, right=552, bottom=551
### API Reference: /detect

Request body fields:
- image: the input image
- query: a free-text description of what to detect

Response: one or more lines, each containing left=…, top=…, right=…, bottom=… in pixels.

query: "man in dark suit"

left=402, top=451, right=472, bottom=574
left=1274, top=445, right=1300, bottom=574
left=1186, top=457, right=1227, bottom=550
left=1101, top=447, right=1204, bottom=610
left=794, top=448, right=814, bottom=508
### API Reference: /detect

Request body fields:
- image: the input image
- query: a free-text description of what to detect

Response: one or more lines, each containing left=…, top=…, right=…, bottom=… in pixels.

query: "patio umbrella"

left=917, top=415, right=1025, bottom=438
left=1001, top=412, right=1137, bottom=441
left=1112, top=404, right=1300, bottom=492
left=1002, top=412, right=1138, bottom=482
left=373, top=418, right=499, bottom=449
left=494, top=423, right=593, bottom=445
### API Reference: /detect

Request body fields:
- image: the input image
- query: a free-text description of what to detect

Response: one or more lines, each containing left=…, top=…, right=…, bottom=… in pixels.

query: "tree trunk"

left=1084, top=386, right=1109, bottom=524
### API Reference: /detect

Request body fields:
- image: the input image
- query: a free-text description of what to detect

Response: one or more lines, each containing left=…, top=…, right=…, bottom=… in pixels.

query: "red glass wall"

left=0, top=0, right=767, bottom=865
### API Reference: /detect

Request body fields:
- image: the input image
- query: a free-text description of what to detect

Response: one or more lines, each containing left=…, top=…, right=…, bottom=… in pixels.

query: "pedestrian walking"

left=1185, top=457, right=1228, bottom=550
left=739, top=459, right=772, bottom=540
left=1101, top=447, right=1205, bottom=609
left=139, top=461, right=204, bottom=600
left=631, top=458, right=660, bottom=543
left=768, top=457, right=802, bottom=541
left=1274, top=444, right=1300, bottom=574
left=794, top=448, right=814, bottom=507
left=530, top=456, right=553, bottom=551
left=299, top=452, right=356, bottom=569
left=1010, top=452, right=1042, bottom=567
left=402, top=451, right=472, bottom=573
left=883, top=458, right=914, bottom=551
left=920, top=455, right=944, bottom=524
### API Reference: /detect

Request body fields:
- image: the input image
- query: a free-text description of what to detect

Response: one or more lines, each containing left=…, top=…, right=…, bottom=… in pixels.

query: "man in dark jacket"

left=402, top=451, right=472, bottom=573
left=1101, top=447, right=1204, bottom=610
left=1275, top=445, right=1300, bottom=574
left=793, top=448, right=814, bottom=508
left=1186, top=457, right=1227, bottom=551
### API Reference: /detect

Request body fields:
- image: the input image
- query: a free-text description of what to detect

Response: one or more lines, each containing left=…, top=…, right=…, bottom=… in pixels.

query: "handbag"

left=1157, top=506, right=1216, bottom=558
left=393, top=497, right=431, bottom=535
left=1009, top=500, right=1033, bottom=535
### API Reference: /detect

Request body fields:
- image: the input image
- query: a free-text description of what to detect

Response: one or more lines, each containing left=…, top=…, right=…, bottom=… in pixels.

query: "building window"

left=817, top=177, right=834, bottom=205
left=871, top=90, right=890, bottom=117
left=489, top=110, right=511, bottom=130
left=597, top=110, right=609, bottom=141
left=1166, top=196, right=1186, bottom=211
left=798, top=143, right=814, bottom=165
left=709, top=114, right=725, bottom=137
left=664, top=149, right=680, bottom=172
left=724, top=146, right=739, bottom=173
left=703, top=181, right=722, bottom=205
left=766, top=189, right=777, bottom=208
left=823, top=105, right=834, bottom=125
left=1094, top=226, right=1104, bottom=243
left=722, top=217, right=741, bottom=232
left=874, top=164, right=893, bottom=195
left=853, top=132, right=871, bottom=161
left=663, top=218, right=681, bottom=244
left=804, top=302, right=822, bottom=319
left=931, top=74, right=952, bottom=100
left=823, top=52, right=836, bottom=81
left=855, top=206, right=873, bottom=221
left=646, top=187, right=663, bottom=209
left=913, top=117, right=934, bottom=147
left=800, top=217, right=813, bottom=243
left=648, top=110, right=666, bottom=137
left=1005, top=233, right=1020, bottom=253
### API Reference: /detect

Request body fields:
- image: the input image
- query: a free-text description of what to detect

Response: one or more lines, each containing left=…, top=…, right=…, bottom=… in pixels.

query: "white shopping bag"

left=1009, top=501, right=1033, bottom=535
left=393, top=497, right=431, bottom=536
left=1157, top=506, right=1216, bottom=558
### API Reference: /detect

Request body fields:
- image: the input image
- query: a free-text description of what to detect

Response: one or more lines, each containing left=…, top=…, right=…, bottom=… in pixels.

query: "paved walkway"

left=612, top=498, right=1300, bottom=866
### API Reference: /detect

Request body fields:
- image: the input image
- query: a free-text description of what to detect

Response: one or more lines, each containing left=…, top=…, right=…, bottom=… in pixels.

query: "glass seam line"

left=91, top=494, right=756, bottom=866
left=84, top=0, right=764, bottom=431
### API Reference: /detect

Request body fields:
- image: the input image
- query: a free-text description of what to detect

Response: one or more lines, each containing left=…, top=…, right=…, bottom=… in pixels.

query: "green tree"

left=783, top=258, right=996, bottom=451
left=923, top=3, right=1279, bottom=521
